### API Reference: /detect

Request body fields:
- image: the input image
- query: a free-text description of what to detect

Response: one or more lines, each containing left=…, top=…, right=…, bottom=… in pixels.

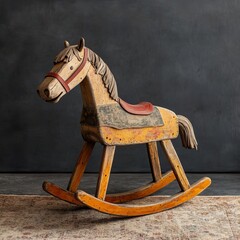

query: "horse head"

left=37, top=38, right=90, bottom=103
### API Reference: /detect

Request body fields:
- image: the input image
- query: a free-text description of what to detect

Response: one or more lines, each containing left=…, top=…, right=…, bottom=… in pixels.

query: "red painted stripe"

left=45, top=72, right=70, bottom=92
left=66, top=48, right=88, bottom=84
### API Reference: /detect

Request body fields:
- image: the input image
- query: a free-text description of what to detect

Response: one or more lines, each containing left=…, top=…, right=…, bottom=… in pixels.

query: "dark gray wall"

left=0, top=0, right=240, bottom=172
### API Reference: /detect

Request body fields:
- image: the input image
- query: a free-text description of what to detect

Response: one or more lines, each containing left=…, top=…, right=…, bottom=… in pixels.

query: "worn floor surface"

left=0, top=195, right=239, bottom=240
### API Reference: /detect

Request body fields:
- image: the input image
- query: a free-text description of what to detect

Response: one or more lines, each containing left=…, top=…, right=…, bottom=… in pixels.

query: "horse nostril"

left=37, top=89, right=40, bottom=96
left=44, top=89, right=50, bottom=97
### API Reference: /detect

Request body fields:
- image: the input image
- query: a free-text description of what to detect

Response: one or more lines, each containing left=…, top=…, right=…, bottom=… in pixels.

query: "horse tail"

left=177, top=115, right=198, bottom=150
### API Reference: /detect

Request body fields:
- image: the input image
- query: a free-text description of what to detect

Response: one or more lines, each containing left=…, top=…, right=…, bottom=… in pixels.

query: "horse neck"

left=80, top=64, right=117, bottom=109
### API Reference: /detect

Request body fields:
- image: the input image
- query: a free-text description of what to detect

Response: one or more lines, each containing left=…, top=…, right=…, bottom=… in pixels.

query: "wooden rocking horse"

left=37, top=38, right=211, bottom=216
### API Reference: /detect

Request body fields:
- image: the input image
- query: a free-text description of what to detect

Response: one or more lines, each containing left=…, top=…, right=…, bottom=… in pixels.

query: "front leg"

left=43, top=141, right=95, bottom=206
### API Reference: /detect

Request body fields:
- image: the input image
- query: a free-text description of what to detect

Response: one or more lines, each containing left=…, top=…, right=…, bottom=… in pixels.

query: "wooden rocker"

left=37, top=38, right=211, bottom=216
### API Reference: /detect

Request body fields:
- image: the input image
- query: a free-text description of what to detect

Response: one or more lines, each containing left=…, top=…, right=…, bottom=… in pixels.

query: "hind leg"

left=160, top=140, right=190, bottom=191
left=147, top=141, right=162, bottom=181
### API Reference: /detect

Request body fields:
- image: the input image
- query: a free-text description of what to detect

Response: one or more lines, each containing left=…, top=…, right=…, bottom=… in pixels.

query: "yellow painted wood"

left=80, top=107, right=179, bottom=145
left=99, top=107, right=178, bottom=145
left=76, top=177, right=211, bottom=216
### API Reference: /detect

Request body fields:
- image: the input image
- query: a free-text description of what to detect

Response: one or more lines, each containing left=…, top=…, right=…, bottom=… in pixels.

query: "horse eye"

left=70, top=66, right=74, bottom=70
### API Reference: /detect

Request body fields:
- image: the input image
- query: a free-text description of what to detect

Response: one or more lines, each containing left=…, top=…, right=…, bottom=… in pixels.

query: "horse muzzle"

left=37, top=77, right=65, bottom=103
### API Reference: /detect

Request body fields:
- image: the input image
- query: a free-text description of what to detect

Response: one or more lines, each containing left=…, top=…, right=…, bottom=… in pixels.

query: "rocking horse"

left=37, top=38, right=211, bottom=216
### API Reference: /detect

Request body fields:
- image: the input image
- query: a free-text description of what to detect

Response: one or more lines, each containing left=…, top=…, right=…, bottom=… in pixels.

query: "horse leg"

left=67, top=142, right=95, bottom=192
left=147, top=141, right=162, bottom=181
left=43, top=141, right=95, bottom=205
left=160, top=139, right=190, bottom=191
left=95, top=145, right=116, bottom=200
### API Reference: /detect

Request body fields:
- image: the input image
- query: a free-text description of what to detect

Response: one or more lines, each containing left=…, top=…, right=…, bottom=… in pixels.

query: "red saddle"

left=119, top=98, right=154, bottom=115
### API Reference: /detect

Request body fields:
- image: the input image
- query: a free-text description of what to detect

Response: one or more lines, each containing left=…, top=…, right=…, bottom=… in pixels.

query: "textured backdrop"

left=0, top=0, right=240, bottom=172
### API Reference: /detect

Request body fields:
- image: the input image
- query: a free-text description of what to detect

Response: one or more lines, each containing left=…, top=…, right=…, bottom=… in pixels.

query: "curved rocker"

left=76, top=177, right=211, bottom=216
left=43, top=170, right=175, bottom=205
left=37, top=38, right=211, bottom=216
left=105, top=170, right=175, bottom=203
left=43, top=181, right=85, bottom=206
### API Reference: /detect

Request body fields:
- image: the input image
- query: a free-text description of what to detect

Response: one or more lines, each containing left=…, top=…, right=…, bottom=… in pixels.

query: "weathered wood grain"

left=147, top=142, right=162, bottom=181
left=161, top=140, right=190, bottom=191
left=76, top=177, right=211, bottom=216
left=95, top=146, right=116, bottom=200
left=67, top=142, right=95, bottom=192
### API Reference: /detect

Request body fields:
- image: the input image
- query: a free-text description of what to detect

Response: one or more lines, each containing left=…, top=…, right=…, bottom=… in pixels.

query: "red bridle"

left=45, top=48, right=88, bottom=93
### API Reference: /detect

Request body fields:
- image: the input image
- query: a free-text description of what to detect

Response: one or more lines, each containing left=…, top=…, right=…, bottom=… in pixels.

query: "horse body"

left=78, top=62, right=179, bottom=145
left=38, top=40, right=187, bottom=147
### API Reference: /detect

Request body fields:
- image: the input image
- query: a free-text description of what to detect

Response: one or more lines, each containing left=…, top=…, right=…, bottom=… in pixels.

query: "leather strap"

left=45, top=48, right=88, bottom=93
left=45, top=72, right=70, bottom=92
left=66, top=48, right=88, bottom=84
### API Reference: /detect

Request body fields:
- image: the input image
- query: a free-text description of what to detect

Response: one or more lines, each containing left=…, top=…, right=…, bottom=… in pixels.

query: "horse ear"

left=64, top=40, right=70, bottom=48
left=78, top=37, right=85, bottom=51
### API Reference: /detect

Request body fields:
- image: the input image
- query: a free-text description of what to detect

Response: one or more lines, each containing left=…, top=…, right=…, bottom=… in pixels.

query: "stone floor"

left=0, top=173, right=239, bottom=195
